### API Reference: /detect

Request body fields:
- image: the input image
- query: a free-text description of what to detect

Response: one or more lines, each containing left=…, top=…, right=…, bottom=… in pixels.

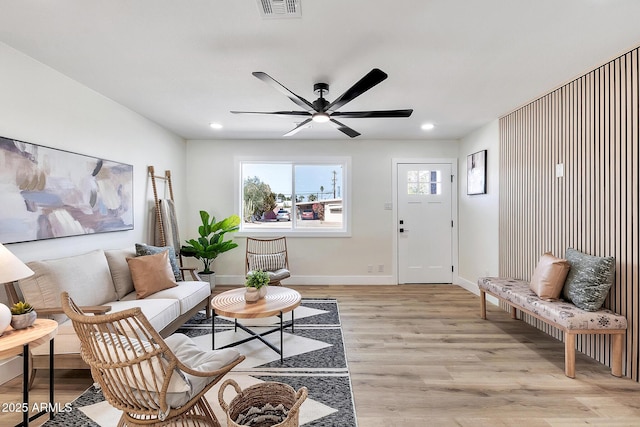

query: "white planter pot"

left=258, top=285, right=268, bottom=299
left=244, top=288, right=260, bottom=303
left=199, top=272, right=216, bottom=291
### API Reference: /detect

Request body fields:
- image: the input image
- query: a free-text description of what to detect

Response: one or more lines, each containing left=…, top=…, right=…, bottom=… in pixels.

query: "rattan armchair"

left=245, top=237, right=291, bottom=286
left=61, top=292, right=245, bottom=427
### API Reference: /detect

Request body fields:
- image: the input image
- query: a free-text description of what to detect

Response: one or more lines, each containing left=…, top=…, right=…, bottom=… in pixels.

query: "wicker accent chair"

left=245, top=237, right=291, bottom=286
left=60, top=292, right=245, bottom=427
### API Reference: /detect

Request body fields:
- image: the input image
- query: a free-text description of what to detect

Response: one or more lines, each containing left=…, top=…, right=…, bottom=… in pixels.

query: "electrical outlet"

left=378, top=264, right=384, bottom=273
left=367, top=265, right=373, bottom=273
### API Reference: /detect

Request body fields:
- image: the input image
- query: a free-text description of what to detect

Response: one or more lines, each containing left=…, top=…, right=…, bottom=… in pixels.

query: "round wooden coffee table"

left=211, top=286, right=301, bottom=362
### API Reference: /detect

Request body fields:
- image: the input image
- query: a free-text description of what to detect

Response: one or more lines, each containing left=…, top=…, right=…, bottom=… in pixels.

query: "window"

left=407, top=170, right=442, bottom=195
left=237, top=157, right=350, bottom=235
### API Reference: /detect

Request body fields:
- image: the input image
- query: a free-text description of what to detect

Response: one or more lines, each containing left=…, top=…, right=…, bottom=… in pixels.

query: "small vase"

left=11, top=311, right=37, bottom=330
left=258, top=286, right=268, bottom=299
left=245, top=288, right=260, bottom=303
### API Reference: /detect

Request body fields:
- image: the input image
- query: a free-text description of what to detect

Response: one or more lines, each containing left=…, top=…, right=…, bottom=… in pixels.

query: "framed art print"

left=0, top=136, right=133, bottom=243
left=467, top=149, right=487, bottom=195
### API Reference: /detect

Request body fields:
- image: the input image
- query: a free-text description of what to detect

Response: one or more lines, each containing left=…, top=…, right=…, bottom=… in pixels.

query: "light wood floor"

left=2, top=284, right=640, bottom=426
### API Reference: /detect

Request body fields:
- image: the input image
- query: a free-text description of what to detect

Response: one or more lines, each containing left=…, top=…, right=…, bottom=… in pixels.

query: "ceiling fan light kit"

left=231, top=68, right=413, bottom=138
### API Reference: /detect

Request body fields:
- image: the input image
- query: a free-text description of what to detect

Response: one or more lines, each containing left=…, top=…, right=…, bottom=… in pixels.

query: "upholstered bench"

left=477, top=277, right=627, bottom=378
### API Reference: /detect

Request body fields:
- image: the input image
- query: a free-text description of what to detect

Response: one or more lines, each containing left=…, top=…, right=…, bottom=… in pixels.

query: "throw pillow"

left=248, top=253, right=286, bottom=271
left=562, top=248, right=616, bottom=311
left=529, top=252, right=570, bottom=300
left=135, top=243, right=182, bottom=281
left=127, top=250, right=178, bottom=299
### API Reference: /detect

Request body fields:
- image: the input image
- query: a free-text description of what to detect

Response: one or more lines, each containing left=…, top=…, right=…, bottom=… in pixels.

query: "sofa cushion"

left=136, top=280, right=210, bottom=315
left=126, top=251, right=177, bottom=299
left=135, top=243, right=182, bottom=282
left=32, top=299, right=181, bottom=358
left=18, top=249, right=117, bottom=323
left=529, top=252, right=570, bottom=300
left=104, top=247, right=137, bottom=299
left=106, top=298, right=180, bottom=333
left=562, top=248, right=616, bottom=311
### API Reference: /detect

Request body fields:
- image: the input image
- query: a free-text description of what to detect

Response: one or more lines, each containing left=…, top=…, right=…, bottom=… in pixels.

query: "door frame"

left=391, top=158, right=458, bottom=284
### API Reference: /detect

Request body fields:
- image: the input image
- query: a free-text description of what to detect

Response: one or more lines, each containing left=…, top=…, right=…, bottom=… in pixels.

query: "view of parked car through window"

left=239, top=160, right=347, bottom=233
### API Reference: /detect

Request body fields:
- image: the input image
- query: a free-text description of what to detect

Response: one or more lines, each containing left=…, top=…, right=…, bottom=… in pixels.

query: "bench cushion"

left=478, top=277, right=627, bottom=331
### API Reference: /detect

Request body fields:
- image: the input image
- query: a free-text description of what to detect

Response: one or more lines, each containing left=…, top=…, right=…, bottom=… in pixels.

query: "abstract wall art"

left=467, top=149, right=487, bottom=195
left=0, top=136, right=133, bottom=243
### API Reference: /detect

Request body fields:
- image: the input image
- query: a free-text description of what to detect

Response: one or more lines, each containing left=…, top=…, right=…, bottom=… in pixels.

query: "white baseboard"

left=0, top=357, right=21, bottom=385
left=215, top=275, right=397, bottom=286
left=455, top=276, right=498, bottom=306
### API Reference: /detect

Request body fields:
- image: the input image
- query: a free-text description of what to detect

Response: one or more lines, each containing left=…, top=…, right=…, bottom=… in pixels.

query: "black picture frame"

left=467, top=149, right=487, bottom=195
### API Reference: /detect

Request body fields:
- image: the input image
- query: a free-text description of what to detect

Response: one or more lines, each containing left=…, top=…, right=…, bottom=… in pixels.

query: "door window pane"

left=407, top=169, right=442, bottom=195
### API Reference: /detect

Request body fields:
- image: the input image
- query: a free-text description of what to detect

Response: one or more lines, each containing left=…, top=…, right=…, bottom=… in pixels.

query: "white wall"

left=0, top=42, right=187, bottom=382
left=0, top=42, right=187, bottom=283
left=185, top=138, right=459, bottom=284
left=457, top=120, right=500, bottom=294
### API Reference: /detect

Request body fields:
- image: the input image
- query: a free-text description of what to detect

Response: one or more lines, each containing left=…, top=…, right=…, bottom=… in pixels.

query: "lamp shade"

left=0, top=243, right=34, bottom=283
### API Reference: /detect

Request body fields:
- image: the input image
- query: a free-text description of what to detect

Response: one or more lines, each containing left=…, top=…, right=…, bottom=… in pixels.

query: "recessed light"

left=209, top=122, right=223, bottom=129
left=421, top=123, right=435, bottom=131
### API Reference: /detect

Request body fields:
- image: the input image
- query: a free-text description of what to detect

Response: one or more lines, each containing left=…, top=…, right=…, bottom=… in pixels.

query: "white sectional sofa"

left=15, top=247, right=211, bottom=373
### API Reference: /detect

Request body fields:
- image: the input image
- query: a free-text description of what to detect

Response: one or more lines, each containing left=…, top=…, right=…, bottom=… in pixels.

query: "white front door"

left=397, top=163, right=453, bottom=284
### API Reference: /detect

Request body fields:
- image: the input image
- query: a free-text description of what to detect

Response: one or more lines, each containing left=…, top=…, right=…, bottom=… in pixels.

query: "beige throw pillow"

left=529, top=252, right=571, bottom=300
left=126, top=250, right=178, bottom=299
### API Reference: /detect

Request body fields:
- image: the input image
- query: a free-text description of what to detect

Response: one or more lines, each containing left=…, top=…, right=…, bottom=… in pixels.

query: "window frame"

left=234, top=156, right=352, bottom=237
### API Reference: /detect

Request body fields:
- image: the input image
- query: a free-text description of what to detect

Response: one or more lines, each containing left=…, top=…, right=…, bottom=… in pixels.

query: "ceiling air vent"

left=257, top=0, right=301, bottom=19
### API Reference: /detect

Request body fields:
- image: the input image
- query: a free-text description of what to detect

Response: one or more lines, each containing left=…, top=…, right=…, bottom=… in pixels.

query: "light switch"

left=556, top=163, right=564, bottom=178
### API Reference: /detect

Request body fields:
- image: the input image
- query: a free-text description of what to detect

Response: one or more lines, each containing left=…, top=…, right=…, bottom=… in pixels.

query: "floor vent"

left=257, top=0, right=301, bottom=19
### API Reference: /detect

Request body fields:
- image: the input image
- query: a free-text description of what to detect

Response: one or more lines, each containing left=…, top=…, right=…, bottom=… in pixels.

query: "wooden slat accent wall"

left=499, top=46, right=640, bottom=380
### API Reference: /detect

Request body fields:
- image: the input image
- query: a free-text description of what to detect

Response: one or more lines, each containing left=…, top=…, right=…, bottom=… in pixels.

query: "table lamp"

left=0, top=243, right=34, bottom=336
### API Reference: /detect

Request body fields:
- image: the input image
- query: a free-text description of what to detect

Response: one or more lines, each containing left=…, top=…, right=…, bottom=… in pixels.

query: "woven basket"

left=218, top=379, right=308, bottom=427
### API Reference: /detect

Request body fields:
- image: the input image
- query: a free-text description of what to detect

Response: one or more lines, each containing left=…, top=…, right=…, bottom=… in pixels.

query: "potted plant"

left=245, top=270, right=270, bottom=302
left=181, top=211, right=241, bottom=290
left=10, top=301, right=37, bottom=329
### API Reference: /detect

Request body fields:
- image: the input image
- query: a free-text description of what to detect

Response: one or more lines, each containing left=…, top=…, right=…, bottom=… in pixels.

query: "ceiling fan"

left=231, top=68, right=413, bottom=138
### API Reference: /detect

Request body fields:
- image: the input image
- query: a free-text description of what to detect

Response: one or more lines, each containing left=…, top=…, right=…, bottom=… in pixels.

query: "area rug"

left=43, top=298, right=357, bottom=427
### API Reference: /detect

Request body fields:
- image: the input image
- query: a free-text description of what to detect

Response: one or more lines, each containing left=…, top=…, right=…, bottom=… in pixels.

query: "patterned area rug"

left=43, top=298, right=357, bottom=427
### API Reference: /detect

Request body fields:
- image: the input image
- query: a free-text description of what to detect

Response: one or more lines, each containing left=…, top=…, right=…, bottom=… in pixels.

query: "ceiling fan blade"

left=331, top=109, right=413, bottom=119
left=253, top=72, right=316, bottom=112
left=283, top=118, right=313, bottom=137
left=330, top=119, right=361, bottom=138
left=230, top=110, right=311, bottom=116
left=326, top=68, right=388, bottom=113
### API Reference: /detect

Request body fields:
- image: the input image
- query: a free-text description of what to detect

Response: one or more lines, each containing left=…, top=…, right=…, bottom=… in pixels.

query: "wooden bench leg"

left=510, top=306, right=517, bottom=319
left=611, top=333, right=623, bottom=377
left=565, top=332, right=576, bottom=378
left=480, top=290, right=487, bottom=319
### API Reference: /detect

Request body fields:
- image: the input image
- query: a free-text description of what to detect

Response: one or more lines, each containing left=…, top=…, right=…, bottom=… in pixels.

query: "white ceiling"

left=1, top=0, right=640, bottom=141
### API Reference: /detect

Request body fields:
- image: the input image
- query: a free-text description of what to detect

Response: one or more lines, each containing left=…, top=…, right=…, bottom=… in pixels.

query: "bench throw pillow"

left=127, top=250, right=178, bottom=299
left=562, top=248, right=615, bottom=311
left=529, top=252, right=570, bottom=301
